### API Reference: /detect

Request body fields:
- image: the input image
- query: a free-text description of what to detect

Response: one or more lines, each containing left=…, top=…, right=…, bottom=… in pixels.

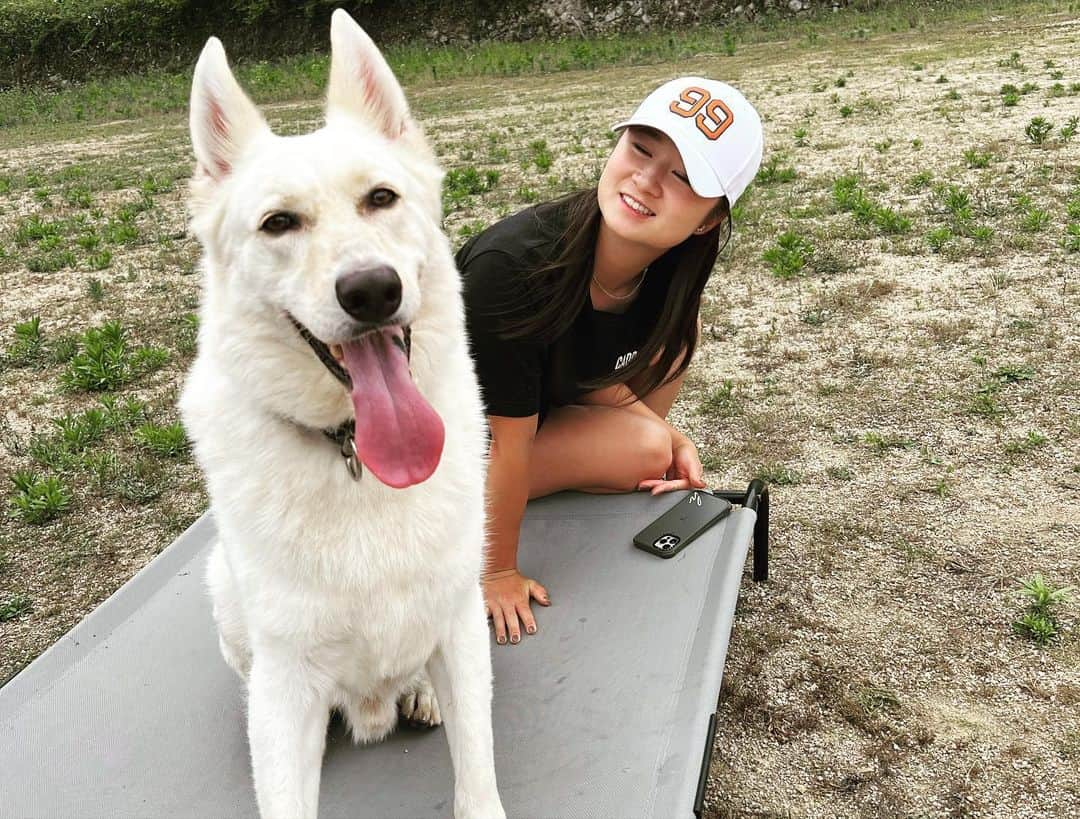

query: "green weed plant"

left=135, top=422, right=189, bottom=458
left=763, top=232, right=814, bottom=279
left=1012, top=574, right=1074, bottom=646
left=8, top=471, right=71, bottom=524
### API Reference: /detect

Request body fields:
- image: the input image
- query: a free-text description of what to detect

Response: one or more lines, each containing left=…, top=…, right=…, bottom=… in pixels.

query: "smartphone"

left=633, top=490, right=732, bottom=559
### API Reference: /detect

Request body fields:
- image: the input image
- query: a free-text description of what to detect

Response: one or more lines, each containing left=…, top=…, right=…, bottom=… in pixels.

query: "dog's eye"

left=260, top=212, right=300, bottom=234
left=368, top=188, right=398, bottom=209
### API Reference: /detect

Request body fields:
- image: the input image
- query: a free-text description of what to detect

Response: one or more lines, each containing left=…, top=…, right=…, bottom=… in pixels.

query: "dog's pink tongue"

left=340, top=327, right=444, bottom=488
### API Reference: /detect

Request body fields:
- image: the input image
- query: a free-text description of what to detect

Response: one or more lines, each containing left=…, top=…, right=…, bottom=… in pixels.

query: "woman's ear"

left=694, top=197, right=730, bottom=234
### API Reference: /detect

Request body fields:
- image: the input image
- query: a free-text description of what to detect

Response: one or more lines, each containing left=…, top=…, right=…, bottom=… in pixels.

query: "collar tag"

left=340, top=435, right=363, bottom=482
left=324, top=420, right=362, bottom=482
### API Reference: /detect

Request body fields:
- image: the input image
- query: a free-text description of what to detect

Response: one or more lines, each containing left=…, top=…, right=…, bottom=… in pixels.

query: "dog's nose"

left=335, top=266, right=402, bottom=323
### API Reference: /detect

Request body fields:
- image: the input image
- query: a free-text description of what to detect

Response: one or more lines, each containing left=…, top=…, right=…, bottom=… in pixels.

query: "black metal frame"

left=713, top=478, right=769, bottom=582
left=693, top=479, right=769, bottom=818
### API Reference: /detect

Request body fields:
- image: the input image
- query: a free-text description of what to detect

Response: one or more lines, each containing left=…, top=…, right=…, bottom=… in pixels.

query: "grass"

left=60, top=322, right=169, bottom=392
left=1064, top=223, right=1080, bottom=253
left=1003, top=430, right=1047, bottom=455
left=1012, top=574, right=1074, bottom=646
left=963, top=148, right=993, bottom=168
left=966, top=362, right=1033, bottom=419
left=443, top=167, right=500, bottom=213
left=832, top=174, right=912, bottom=236
left=926, top=226, right=952, bottom=252
left=698, top=379, right=741, bottom=416
left=134, top=423, right=189, bottom=458
left=0, top=593, right=33, bottom=622
left=753, top=463, right=802, bottom=485
left=8, top=471, right=72, bottom=524
left=763, top=231, right=814, bottom=279
left=757, top=155, right=797, bottom=184
left=1024, top=116, right=1054, bottom=145
left=24, top=397, right=148, bottom=474
left=0, top=26, right=739, bottom=131
left=89, top=454, right=169, bottom=504
left=4, top=316, right=44, bottom=367
left=863, top=432, right=916, bottom=454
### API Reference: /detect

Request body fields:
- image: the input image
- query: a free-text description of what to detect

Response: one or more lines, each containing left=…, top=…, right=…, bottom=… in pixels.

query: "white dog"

left=178, top=10, right=504, bottom=819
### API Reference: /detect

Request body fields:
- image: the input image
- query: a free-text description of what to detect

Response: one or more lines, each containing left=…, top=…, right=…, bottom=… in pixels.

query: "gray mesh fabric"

left=0, top=490, right=755, bottom=819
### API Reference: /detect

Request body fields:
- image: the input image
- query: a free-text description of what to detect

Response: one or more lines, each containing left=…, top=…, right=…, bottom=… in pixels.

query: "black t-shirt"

left=456, top=203, right=669, bottom=422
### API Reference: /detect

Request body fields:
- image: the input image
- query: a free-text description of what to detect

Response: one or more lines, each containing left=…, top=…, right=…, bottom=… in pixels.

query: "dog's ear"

left=189, top=37, right=269, bottom=182
left=325, top=9, right=411, bottom=139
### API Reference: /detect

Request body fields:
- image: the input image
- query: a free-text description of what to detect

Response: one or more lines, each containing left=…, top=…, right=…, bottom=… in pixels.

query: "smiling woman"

left=456, top=77, right=764, bottom=646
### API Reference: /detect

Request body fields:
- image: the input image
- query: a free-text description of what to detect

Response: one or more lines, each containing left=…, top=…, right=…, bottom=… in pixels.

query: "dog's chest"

left=222, top=448, right=483, bottom=659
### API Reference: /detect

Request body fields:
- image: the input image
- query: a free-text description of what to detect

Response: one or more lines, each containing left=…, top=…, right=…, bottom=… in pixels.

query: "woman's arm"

left=483, top=414, right=538, bottom=572
left=482, top=414, right=551, bottom=645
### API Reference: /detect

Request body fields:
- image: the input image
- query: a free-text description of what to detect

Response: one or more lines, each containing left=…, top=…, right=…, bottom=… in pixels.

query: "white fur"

left=180, top=11, right=504, bottom=819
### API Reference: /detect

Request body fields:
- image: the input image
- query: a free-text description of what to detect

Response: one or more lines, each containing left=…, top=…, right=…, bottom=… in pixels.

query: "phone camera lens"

left=654, top=534, right=681, bottom=551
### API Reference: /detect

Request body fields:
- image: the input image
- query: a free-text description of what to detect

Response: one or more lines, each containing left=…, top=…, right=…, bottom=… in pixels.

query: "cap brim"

left=612, top=118, right=729, bottom=200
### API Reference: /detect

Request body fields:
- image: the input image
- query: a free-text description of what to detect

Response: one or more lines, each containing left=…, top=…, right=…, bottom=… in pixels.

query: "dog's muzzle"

left=285, top=314, right=413, bottom=483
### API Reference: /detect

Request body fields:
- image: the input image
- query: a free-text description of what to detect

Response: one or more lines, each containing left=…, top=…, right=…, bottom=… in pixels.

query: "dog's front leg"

left=429, top=582, right=506, bottom=819
left=247, top=650, right=331, bottom=819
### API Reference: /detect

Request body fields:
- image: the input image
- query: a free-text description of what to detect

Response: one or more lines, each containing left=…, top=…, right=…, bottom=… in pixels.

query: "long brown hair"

left=495, top=186, right=730, bottom=406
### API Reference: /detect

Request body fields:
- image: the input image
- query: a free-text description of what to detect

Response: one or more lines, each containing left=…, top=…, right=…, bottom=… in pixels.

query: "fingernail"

left=497, top=636, right=506, bottom=645
left=527, top=625, right=536, bottom=634
left=510, top=635, right=519, bottom=644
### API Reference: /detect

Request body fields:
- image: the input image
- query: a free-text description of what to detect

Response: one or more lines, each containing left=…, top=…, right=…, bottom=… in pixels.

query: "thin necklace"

left=592, top=266, right=647, bottom=301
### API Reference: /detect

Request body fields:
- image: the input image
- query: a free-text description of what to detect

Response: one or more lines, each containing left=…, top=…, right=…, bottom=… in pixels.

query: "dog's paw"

left=397, top=669, right=442, bottom=728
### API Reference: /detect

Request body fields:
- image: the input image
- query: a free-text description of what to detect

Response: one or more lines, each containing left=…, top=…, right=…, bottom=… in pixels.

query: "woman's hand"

left=482, top=568, right=550, bottom=645
left=637, top=436, right=707, bottom=495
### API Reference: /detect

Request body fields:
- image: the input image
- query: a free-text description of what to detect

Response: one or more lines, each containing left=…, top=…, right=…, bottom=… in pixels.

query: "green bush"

left=0, top=0, right=375, bottom=88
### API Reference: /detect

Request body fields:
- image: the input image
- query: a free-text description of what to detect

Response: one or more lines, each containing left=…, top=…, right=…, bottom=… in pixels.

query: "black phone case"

left=633, top=491, right=733, bottom=559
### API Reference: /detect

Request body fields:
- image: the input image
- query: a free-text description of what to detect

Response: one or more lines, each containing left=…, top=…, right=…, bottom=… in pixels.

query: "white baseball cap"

left=613, top=77, right=764, bottom=207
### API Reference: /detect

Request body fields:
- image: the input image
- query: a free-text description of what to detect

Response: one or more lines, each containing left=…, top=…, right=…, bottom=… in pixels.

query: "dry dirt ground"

left=1, top=4, right=1078, bottom=817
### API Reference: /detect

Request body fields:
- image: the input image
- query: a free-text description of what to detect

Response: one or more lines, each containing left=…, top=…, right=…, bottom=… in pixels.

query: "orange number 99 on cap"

left=668, top=87, right=735, bottom=141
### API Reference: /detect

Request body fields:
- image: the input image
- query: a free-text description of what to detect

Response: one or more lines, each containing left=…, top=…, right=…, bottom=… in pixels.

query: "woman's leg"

left=526, top=343, right=692, bottom=500
left=526, top=404, right=672, bottom=499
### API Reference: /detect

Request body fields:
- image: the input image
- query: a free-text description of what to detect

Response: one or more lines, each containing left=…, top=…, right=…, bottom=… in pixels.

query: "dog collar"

left=322, top=419, right=362, bottom=481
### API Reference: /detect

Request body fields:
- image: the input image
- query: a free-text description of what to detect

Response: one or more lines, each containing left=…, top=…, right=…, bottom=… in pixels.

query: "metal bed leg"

left=696, top=480, right=771, bottom=814
left=711, top=480, right=770, bottom=582
left=751, top=485, right=769, bottom=582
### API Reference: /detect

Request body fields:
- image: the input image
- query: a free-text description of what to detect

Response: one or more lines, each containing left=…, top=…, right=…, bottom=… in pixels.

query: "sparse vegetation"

left=1024, top=116, right=1053, bottom=145
left=762, top=231, right=814, bottom=279
left=963, top=148, right=993, bottom=168
left=8, top=471, right=72, bottom=524
left=0, top=593, right=33, bottom=622
left=1012, top=574, right=1074, bottom=646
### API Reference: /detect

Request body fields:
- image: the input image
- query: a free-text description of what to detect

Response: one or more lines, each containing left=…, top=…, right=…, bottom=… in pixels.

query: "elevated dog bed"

left=0, top=483, right=768, bottom=819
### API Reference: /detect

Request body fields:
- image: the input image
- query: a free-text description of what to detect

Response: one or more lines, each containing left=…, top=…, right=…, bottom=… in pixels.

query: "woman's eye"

left=674, top=172, right=691, bottom=186
left=632, top=142, right=651, bottom=157
left=260, top=212, right=299, bottom=234
left=368, top=187, right=399, bottom=208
